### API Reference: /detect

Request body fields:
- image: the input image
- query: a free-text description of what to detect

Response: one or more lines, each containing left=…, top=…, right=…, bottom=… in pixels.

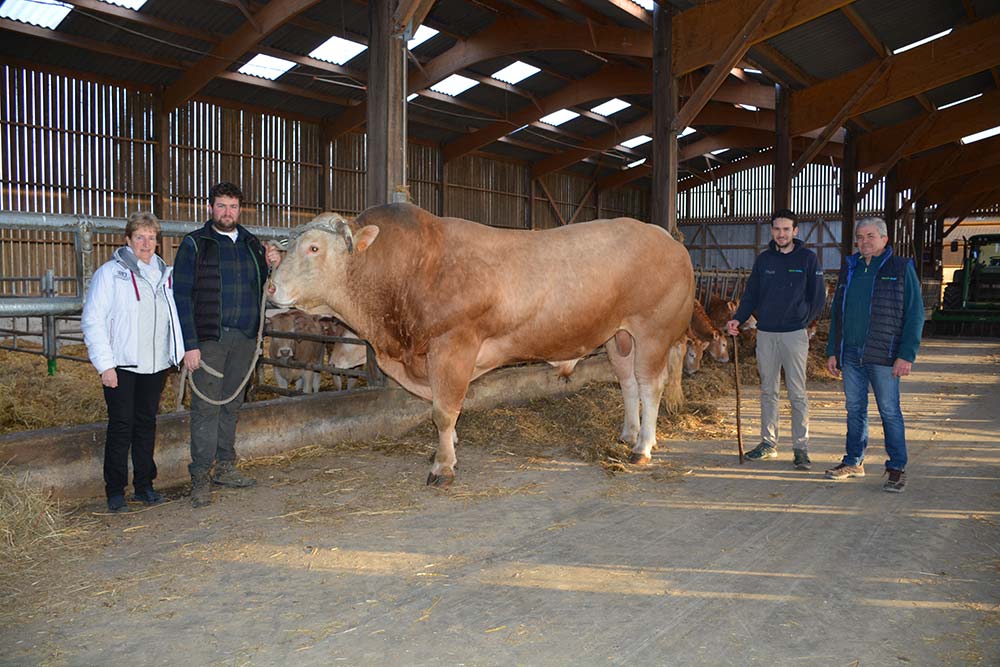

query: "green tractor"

left=932, top=234, right=1000, bottom=335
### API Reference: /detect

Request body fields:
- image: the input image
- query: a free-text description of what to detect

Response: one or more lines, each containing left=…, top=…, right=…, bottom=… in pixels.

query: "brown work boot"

left=825, top=462, right=865, bottom=480
left=212, top=461, right=257, bottom=488
left=190, top=473, right=211, bottom=508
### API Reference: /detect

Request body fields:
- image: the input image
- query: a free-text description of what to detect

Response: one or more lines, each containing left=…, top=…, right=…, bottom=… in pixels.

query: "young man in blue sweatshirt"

left=727, top=210, right=827, bottom=469
left=824, top=218, right=923, bottom=492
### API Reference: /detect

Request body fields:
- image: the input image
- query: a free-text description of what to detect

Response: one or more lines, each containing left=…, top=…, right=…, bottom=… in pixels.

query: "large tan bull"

left=268, top=203, right=694, bottom=487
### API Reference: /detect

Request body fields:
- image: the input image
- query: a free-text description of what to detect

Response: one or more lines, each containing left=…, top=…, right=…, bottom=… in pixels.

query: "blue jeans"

left=840, top=346, right=907, bottom=471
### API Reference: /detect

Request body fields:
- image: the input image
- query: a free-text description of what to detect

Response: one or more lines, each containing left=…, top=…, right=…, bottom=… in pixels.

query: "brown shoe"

left=190, top=473, right=212, bottom=507
left=212, top=461, right=257, bottom=488
left=825, top=463, right=865, bottom=480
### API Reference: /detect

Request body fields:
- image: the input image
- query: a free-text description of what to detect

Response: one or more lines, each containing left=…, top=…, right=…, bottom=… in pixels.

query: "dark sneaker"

left=793, top=450, right=812, bottom=470
left=825, top=463, right=865, bottom=480
left=190, top=473, right=212, bottom=508
left=745, top=442, right=777, bottom=461
left=132, top=488, right=165, bottom=505
left=883, top=469, right=906, bottom=493
left=107, top=494, right=129, bottom=513
left=212, top=462, right=257, bottom=488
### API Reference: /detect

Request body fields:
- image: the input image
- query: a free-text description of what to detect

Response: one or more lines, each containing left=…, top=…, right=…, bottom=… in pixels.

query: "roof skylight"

left=539, top=109, right=580, bottom=126
left=630, top=0, right=654, bottom=10
left=736, top=104, right=759, bottom=112
left=407, top=25, right=438, bottom=50
left=100, top=0, right=148, bottom=9
left=679, top=126, right=696, bottom=138
left=238, top=54, right=296, bottom=80
left=961, top=125, right=1000, bottom=145
left=590, top=98, right=631, bottom=116
left=626, top=158, right=647, bottom=169
left=309, top=35, right=367, bottom=65
left=937, top=93, right=982, bottom=110
left=491, top=61, right=540, bottom=85
left=620, top=134, right=652, bottom=149
left=0, top=0, right=72, bottom=29
left=430, top=74, right=479, bottom=96
left=406, top=93, right=418, bottom=102
left=742, top=67, right=762, bottom=74
left=892, top=28, right=952, bottom=55
left=709, top=148, right=728, bottom=155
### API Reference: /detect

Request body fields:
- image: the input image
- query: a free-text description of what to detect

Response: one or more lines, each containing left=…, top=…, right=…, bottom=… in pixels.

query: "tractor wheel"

left=942, top=282, right=962, bottom=310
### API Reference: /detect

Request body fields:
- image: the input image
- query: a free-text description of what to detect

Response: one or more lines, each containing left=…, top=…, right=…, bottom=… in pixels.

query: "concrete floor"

left=1, top=337, right=998, bottom=666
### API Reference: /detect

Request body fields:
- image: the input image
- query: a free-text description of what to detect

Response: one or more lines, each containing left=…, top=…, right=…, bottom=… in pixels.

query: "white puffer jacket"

left=82, top=247, right=185, bottom=375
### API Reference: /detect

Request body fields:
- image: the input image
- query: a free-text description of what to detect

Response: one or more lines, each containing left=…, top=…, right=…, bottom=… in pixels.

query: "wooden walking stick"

left=732, top=334, right=745, bottom=464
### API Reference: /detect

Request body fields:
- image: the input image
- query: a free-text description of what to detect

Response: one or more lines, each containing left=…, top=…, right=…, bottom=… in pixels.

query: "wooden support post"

left=840, top=125, right=858, bottom=258
left=152, top=97, right=169, bottom=219
left=366, top=0, right=407, bottom=208
left=914, top=199, right=926, bottom=280
left=651, top=1, right=677, bottom=234
left=773, top=83, right=791, bottom=212
left=884, top=166, right=897, bottom=246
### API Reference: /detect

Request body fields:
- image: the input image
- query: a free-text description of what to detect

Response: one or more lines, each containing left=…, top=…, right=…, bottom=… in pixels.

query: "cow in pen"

left=268, top=203, right=695, bottom=487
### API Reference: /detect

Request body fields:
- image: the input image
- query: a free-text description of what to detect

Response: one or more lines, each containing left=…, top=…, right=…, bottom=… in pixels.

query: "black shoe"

left=882, top=469, right=906, bottom=493
left=107, top=494, right=129, bottom=513
left=132, top=488, right=165, bottom=505
left=793, top=450, right=812, bottom=470
left=745, top=442, right=777, bottom=461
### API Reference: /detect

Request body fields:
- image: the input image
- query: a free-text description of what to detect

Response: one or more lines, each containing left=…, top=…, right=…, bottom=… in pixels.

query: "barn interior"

left=1, top=1, right=1000, bottom=663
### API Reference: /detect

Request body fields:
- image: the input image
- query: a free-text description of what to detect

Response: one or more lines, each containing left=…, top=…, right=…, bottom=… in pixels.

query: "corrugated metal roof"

left=766, top=11, right=875, bottom=81
left=859, top=97, right=924, bottom=129
left=923, top=72, right=997, bottom=108
left=852, top=0, right=965, bottom=53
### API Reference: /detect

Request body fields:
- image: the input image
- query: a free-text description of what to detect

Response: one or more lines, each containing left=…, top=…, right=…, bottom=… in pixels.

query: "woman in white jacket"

left=82, top=212, right=185, bottom=513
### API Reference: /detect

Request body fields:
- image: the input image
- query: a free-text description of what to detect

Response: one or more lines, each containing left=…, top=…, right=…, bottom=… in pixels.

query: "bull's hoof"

left=629, top=452, right=652, bottom=465
left=426, top=470, right=455, bottom=488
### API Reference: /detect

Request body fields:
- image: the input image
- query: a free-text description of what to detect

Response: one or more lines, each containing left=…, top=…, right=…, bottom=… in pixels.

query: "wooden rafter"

left=672, top=0, right=780, bottom=132
left=163, top=0, right=321, bottom=111
left=748, top=42, right=817, bottom=87
left=791, top=13, right=1000, bottom=135
left=857, top=89, right=1000, bottom=168
left=896, top=134, right=1000, bottom=188
left=791, top=59, right=891, bottom=178
left=856, top=112, right=938, bottom=200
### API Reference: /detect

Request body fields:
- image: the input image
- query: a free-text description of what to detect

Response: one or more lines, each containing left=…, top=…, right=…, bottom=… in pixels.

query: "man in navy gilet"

left=727, top=209, right=827, bottom=469
left=824, top=217, right=923, bottom=492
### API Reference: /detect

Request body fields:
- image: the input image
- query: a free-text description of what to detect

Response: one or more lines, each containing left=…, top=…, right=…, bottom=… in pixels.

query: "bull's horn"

left=334, top=218, right=355, bottom=254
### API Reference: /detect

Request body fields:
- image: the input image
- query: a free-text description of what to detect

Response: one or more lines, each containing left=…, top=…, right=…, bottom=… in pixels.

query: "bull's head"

left=268, top=212, right=379, bottom=315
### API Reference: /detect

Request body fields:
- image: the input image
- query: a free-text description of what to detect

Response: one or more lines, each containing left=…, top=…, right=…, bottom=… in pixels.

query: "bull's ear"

left=354, top=225, right=380, bottom=253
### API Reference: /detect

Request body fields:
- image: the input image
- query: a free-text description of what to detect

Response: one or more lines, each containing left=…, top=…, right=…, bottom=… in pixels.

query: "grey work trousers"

left=188, top=328, right=257, bottom=477
left=755, top=328, right=810, bottom=450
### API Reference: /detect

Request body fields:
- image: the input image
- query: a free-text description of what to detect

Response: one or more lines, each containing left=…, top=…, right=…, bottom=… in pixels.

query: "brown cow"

left=706, top=294, right=737, bottom=331
left=318, top=317, right=367, bottom=390
left=690, top=300, right=729, bottom=363
left=268, top=203, right=694, bottom=486
left=683, top=329, right=711, bottom=376
left=269, top=309, right=325, bottom=394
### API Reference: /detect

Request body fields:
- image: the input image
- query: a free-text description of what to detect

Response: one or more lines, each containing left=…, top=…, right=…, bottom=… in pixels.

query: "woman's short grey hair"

left=855, top=217, right=887, bottom=237
left=125, top=211, right=160, bottom=239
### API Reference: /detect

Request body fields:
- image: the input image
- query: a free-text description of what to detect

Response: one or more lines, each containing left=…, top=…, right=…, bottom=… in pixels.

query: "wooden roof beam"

left=924, top=165, right=1000, bottom=204
left=673, top=0, right=781, bottom=132
left=791, top=59, right=891, bottom=178
left=532, top=102, right=776, bottom=178
left=441, top=65, right=650, bottom=163
left=163, top=0, right=321, bottom=111
left=857, top=88, right=1000, bottom=168
left=791, top=14, right=1000, bottom=135
left=856, top=111, right=938, bottom=200
left=896, top=135, right=1000, bottom=187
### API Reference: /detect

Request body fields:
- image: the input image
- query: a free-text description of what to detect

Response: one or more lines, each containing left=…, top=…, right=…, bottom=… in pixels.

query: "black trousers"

left=103, top=368, right=167, bottom=499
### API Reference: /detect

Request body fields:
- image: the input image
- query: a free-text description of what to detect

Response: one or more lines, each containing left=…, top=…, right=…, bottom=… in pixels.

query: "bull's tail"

left=662, top=338, right=685, bottom=415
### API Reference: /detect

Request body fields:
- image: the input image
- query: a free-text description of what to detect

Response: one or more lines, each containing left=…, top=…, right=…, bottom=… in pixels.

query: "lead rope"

left=180, top=250, right=279, bottom=407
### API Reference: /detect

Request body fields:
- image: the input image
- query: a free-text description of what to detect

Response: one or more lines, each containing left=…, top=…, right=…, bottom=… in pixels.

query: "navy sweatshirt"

left=732, top=238, right=827, bottom=333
